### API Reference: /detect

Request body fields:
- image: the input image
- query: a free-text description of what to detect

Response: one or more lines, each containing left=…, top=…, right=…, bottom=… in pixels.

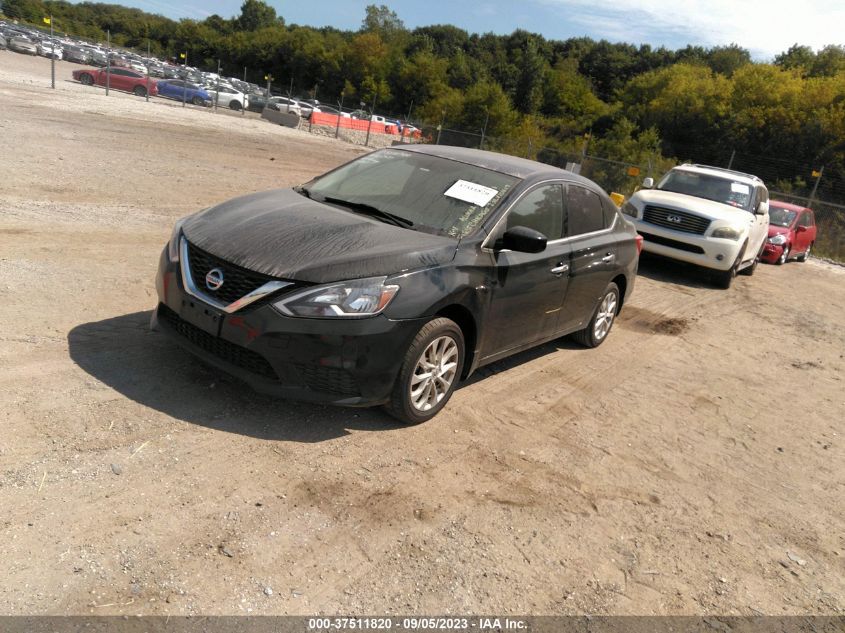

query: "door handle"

left=601, top=253, right=615, bottom=263
left=550, top=263, right=569, bottom=275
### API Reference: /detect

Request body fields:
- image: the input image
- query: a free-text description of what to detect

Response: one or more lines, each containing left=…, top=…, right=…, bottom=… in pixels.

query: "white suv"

left=622, top=164, right=770, bottom=288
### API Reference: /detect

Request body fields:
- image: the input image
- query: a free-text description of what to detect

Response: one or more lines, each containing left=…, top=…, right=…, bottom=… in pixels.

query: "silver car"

left=8, top=36, right=37, bottom=55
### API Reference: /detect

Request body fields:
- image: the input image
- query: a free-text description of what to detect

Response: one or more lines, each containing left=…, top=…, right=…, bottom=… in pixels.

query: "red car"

left=72, top=67, right=158, bottom=98
left=761, top=201, right=816, bottom=265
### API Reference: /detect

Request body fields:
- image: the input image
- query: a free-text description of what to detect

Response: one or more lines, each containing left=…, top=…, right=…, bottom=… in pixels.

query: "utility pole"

left=49, top=15, right=55, bottom=89
left=215, top=60, right=221, bottom=112
left=479, top=109, right=489, bottom=150
left=286, top=77, right=294, bottom=111
left=335, top=90, right=345, bottom=139
left=364, top=91, right=378, bottom=148
left=436, top=109, right=446, bottom=145
left=727, top=149, right=736, bottom=170
left=808, top=166, right=824, bottom=207
left=105, top=30, right=111, bottom=96
left=145, top=38, right=150, bottom=102
left=181, top=51, right=188, bottom=107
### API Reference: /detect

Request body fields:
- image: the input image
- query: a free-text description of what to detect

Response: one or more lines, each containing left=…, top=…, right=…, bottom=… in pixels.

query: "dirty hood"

left=182, top=188, right=458, bottom=284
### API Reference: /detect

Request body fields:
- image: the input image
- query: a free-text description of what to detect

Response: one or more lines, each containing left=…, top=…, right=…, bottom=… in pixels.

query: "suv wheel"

left=739, top=241, right=765, bottom=276
left=572, top=282, right=619, bottom=348
left=714, top=242, right=746, bottom=289
left=386, top=317, right=464, bottom=424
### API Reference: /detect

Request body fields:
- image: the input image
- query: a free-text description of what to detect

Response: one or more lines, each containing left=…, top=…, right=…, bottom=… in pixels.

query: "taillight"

left=635, top=234, right=644, bottom=255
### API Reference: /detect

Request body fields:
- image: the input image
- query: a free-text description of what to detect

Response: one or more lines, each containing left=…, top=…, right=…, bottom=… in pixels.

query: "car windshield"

left=769, top=206, right=797, bottom=227
left=658, top=171, right=754, bottom=210
left=304, top=149, right=519, bottom=238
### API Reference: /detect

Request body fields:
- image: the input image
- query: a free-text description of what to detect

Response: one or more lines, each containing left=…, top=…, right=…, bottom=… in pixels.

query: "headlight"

left=621, top=201, right=638, bottom=217
left=167, top=218, right=186, bottom=262
left=711, top=226, right=743, bottom=240
left=768, top=234, right=787, bottom=245
left=273, top=276, right=399, bottom=318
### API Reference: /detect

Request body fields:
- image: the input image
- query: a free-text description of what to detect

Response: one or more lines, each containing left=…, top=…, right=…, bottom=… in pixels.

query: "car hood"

left=182, top=188, right=458, bottom=284
left=633, top=189, right=754, bottom=222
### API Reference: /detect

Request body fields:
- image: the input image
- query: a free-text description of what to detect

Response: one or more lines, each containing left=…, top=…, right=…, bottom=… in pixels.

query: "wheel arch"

left=610, top=274, right=627, bottom=312
left=434, top=304, right=477, bottom=379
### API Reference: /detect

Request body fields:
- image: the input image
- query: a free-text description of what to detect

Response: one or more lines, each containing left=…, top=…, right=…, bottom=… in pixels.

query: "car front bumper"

left=761, top=242, right=787, bottom=264
left=151, top=247, right=426, bottom=406
left=633, top=220, right=746, bottom=271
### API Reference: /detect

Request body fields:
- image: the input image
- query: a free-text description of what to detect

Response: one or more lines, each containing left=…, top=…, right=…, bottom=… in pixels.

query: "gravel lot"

left=1, top=51, right=843, bottom=616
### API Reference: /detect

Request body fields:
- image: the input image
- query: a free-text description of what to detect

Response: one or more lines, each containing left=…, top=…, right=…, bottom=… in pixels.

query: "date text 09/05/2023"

left=307, top=617, right=528, bottom=630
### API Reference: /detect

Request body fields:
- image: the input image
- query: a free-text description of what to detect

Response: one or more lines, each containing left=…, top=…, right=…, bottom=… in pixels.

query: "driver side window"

left=503, top=184, right=564, bottom=240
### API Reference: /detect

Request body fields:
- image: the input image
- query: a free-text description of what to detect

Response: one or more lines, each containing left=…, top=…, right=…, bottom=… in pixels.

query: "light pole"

left=105, top=30, right=111, bottom=96
left=48, top=15, right=55, bottom=89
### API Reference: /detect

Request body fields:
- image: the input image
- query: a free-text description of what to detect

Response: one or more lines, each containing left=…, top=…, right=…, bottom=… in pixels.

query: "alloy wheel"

left=593, top=291, right=617, bottom=341
left=409, top=335, right=459, bottom=412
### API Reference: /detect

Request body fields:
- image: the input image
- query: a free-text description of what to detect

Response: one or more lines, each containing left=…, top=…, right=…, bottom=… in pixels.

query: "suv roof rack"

left=681, top=163, right=763, bottom=183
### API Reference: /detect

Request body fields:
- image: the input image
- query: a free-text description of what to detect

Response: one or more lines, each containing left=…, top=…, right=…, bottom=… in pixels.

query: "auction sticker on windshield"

left=731, top=182, right=750, bottom=194
left=445, top=180, right=499, bottom=207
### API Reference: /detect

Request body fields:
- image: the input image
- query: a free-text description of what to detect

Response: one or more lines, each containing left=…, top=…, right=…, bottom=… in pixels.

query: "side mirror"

left=755, top=200, right=769, bottom=216
left=500, top=226, right=547, bottom=253
left=796, top=225, right=808, bottom=233
left=642, top=177, right=654, bottom=189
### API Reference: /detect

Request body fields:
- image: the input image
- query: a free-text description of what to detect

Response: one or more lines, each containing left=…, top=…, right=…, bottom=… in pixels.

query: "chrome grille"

left=642, top=205, right=711, bottom=235
left=187, top=241, right=274, bottom=306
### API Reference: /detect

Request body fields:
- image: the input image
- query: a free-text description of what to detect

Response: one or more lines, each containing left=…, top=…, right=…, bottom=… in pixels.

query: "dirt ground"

left=1, top=52, right=843, bottom=617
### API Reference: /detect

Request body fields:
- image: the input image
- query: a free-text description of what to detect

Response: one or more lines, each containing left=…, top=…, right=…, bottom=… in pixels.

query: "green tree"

left=361, top=4, right=404, bottom=40
left=237, top=0, right=277, bottom=32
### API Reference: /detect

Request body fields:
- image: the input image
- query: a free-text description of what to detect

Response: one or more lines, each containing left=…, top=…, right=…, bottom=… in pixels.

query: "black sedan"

left=152, top=146, right=641, bottom=423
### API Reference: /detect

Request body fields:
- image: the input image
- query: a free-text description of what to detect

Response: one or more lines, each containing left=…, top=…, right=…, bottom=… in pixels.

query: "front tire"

left=714, top=242, right=746, bottom=289
left=572, top=282, right=620, bottom=348
left=739, top=240, right=765, bottom=276
left=385, top=318, right=464, bottom=425
left=79, top=73, right=94, bottom=86
left=777, top=244, right=790, bottom=265
left=191, top=95, right=204, bottom=106
left=229, top=100, right=241, bottom=111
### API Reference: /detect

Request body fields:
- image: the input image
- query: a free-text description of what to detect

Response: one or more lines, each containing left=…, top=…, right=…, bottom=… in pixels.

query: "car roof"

left=769, top=199, right=812, bottom=212
left=673, top=163, right=764, bottom=186
left=397, top=144, right=596, bottom=184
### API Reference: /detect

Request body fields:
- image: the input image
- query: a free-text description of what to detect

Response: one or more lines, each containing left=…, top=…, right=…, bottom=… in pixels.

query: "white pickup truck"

left=621, top=164, right=770, bottom=288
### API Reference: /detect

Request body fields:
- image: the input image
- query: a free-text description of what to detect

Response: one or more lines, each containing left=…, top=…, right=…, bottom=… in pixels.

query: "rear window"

left=565, top=185, right=605, bottom=236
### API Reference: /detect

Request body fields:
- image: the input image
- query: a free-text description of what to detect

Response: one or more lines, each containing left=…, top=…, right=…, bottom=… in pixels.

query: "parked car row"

left=621, top=164, right=816, bottom=287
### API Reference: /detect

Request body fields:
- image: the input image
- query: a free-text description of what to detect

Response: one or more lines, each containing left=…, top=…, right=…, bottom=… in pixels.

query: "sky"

left=119, top=0, right=842, bottom=60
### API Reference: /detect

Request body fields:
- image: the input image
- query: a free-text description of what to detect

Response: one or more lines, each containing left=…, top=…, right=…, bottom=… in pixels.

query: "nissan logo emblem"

left=205, top=268, right=224, bottom=291
left=666, top=215, right=683, bottom=224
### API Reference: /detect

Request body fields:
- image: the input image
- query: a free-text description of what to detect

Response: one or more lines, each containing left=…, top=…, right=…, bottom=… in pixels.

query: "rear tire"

left=385, top=318, right=464, bottom=425
left=191, top=95, right=204, bottom=106
left=79, top=73, right=94, bottom=86
left=572, top=282, right=620, bottom=348
left=797, top=243, right=812, bottom=262
left=133, top=85, right=147, bottom=97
